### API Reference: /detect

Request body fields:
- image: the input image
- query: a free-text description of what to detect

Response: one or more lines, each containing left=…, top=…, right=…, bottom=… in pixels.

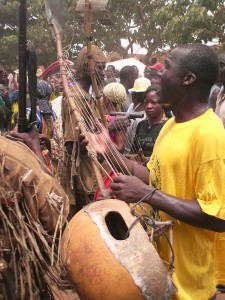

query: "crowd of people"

left=0, top=42, right=225, bottom=299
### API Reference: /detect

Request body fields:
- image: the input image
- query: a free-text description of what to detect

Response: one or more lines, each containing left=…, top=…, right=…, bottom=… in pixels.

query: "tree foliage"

left=0, top=0, right=225, bottom=70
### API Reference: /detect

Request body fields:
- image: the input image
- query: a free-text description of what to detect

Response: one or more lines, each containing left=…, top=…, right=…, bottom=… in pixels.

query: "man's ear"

left=183, top=73, right=196, bottom=86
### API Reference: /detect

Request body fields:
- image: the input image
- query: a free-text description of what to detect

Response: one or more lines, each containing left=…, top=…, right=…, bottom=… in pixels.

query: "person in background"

left=0, top=95, right=11, bottom=133
left=105, top=65, right=117, bottom=83
left=0, top=105, right=5, bottom=134
left=114, top=69, right=120, bottom=82
left=36, top=65, right=45, bottom=79
left=144, top=66, right=153, bottom=81
left=48, top=75, right=58, bottom=101
left=0, top=65, right=11, bottom=129
left=102, top=82, right=128, bottom=153
left=51, top=81, right=64, bottom=118
left=9, top=90, right=19, bottom=129
left=26, top=79, right=57, bottom=174
left=120, top=65, right=138, bottom=111
left=8, top=73, right=17, bottom=92
left=132, top=65, right=139, bottom=78
left=130, top=84, right=167, bottom=165
left=30, top=79, right=57, bottom=137
left=149, top=56, right=157, bottom=66
left=93, top=82, right=129, bottom=201
left=124, top=77, right=151, bottom=154
left=208, top=83, right=221, bottom=111
left=148, top=62, right=164, bottom=84
left=145, top=63, right=173, bottom=119
left=215, top=51, right=225, bottom=126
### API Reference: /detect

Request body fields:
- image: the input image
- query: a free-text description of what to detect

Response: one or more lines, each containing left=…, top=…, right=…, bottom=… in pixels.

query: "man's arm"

left=110, top=175, right=225, bottom=232
left=149, top=189, right=225, bottom=232
left=8, top=127, right=51, bottom=175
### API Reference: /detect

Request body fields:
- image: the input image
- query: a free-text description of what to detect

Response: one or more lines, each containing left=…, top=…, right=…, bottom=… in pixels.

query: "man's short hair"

left=120, top=66, right=136, bottom=82
left=176, top=44, right=219, bottom=95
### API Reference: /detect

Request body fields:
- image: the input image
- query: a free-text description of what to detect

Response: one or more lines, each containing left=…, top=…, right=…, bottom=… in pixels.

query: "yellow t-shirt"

left=147, top=109, right=225, bottom=300
left=215, top=232, right=225, bottom=286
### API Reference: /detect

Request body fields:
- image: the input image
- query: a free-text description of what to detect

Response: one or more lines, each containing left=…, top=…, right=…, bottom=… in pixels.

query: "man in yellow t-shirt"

left=147, top=109, right=225, bottom=299
left=85, top=44, right=225, bottom=299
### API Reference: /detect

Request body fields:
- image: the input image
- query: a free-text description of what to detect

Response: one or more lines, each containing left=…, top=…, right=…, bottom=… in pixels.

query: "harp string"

left=57, top=52, right=132, bottom=178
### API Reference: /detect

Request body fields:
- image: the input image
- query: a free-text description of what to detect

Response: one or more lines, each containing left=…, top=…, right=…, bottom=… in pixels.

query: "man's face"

left=218, top=53, right=225, bottom=83
left=144, top=67, right=157, bottom=80
left=144, top=67, right=152, bottom=80
left=106, top=66, right=114, bottom=78
left=0, top=70, right=8, bottom=85
left=158, top=48, right=183, bottom=106
left=95, top=62, right=106, bottom=85
left=128, top=70, right=138, bottom=89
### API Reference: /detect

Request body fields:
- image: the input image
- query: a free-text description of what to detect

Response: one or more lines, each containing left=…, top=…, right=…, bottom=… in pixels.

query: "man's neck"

left=120, top=81, right=129, bottom=94
left=77, top=78, right=91, bottom=94
left=173, top=102, right=209, bottom=123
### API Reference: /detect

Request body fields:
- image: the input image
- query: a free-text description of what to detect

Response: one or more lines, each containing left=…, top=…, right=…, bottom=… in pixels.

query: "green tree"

left=0, top=0, right=225, bottom=69
left=157, top=0, right=225, bottom=48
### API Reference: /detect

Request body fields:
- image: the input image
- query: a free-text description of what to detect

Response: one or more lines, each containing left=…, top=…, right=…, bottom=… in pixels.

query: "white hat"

left=129, top=77, right=151, bottom=92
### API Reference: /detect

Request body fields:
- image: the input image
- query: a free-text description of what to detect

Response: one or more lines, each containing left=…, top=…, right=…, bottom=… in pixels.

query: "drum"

left=61, top=199, right=174, bottom=300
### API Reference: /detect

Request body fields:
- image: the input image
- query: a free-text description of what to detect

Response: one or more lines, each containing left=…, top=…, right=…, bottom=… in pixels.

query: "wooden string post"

left=85, top=0, right=108, bottom=129
left=52, top=23, right=110, bottom=199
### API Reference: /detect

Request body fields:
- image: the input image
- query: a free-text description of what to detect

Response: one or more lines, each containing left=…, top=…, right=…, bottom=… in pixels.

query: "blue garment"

left=26, top=107, right=57, bottom=137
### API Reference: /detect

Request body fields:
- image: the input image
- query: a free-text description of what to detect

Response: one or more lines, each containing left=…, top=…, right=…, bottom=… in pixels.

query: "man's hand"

left=7, top=127, right=51, bottom=174
left=8, top=126, right=41, bottom=151
left=79, top=121, right=111, bottom=156
left=110, top=175, right=152, bottom=203
left=39, top=134, right=51, bottom=152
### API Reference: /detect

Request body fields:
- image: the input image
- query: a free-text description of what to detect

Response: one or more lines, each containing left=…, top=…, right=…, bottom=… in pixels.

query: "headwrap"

left=103, top=82, right=126, bottom=112
left=75, top=45, right=106, bottom=80
left=37, top=79, right=53, bottom=124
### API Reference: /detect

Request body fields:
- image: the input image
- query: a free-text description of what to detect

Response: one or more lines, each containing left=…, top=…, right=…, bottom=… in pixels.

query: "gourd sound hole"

left=105, top=212, right=129, bottom=240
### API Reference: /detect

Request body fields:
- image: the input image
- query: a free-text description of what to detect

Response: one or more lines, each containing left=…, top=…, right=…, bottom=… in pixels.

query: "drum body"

left=62, top=199, right=174, bottom=300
